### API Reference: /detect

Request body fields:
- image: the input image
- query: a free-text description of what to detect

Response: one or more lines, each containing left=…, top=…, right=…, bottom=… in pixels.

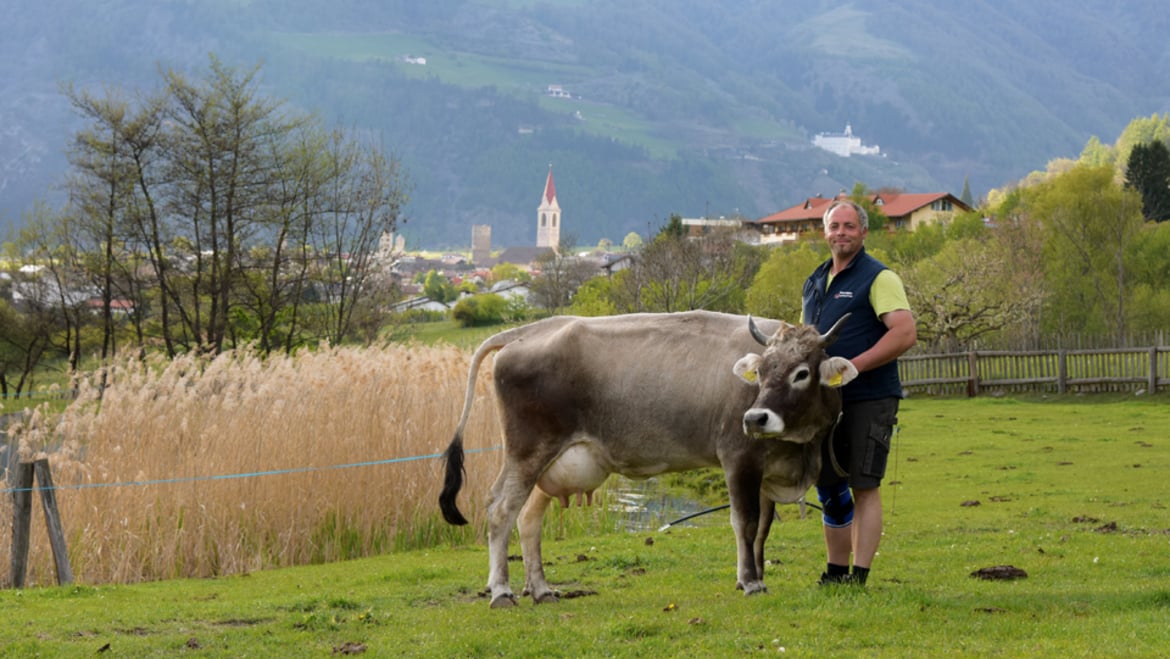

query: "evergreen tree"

left=1124, top=140, right=1170, bottom=222
left=960, top=176, right=974, bottom=207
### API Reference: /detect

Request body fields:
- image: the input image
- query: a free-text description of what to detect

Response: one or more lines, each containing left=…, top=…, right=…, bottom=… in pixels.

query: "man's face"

left=824, top=206, right=867, bottom=262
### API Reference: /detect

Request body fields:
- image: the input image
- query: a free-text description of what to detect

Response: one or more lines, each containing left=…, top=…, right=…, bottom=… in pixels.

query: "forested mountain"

left=2, top=0, right=1167, bottom=248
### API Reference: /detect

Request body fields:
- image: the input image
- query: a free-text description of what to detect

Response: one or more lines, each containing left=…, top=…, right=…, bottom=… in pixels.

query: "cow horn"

left=747, top=315, right=771, bottom=346
left=819, top=313, right=852, bottom=347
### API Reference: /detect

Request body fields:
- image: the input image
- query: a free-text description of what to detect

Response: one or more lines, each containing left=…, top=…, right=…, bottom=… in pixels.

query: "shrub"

left=451, top=293, right=508, bottom=327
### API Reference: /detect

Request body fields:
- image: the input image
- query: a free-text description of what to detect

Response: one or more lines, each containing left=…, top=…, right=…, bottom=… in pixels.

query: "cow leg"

left=518, top=488, right=558, bottom=604
left=727, top=469, right=767, bottom=595
left=754, top=497, right=776, bottom=580
left=484, top=468, right=538, bottom=608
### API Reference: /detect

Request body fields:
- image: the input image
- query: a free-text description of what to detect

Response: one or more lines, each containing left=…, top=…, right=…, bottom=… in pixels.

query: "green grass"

left=387, top=318, right=527, bottom=350
left=2, top=396, right=1168, bottom=656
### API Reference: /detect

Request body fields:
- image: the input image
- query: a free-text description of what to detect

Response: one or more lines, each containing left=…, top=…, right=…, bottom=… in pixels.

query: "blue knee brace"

left=817, top=482, right=854, bottom=528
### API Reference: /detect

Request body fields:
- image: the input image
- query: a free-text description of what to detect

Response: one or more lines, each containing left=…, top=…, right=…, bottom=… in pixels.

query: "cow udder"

left=537, top=443, right=610, bottom=507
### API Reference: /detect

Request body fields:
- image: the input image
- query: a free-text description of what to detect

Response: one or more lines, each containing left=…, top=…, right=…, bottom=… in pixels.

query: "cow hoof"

left=532, top=591, right=560, bottom=605
left=490, top=593, right=519, bottom=608
left=742, top=581, right=768, bottom=596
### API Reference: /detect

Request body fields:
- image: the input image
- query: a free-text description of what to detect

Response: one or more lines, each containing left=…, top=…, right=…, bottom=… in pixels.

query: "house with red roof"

left=752, top=191, right=972, bottom=244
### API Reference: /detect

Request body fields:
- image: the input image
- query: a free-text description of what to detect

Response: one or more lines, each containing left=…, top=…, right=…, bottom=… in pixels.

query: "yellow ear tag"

left=828, top=372, right=843, bottom=387
left=743, top=369, right=758, bottom=383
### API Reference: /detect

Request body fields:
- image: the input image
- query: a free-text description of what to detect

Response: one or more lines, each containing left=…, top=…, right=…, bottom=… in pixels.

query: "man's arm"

left=851, top=309, right=917, bottom=373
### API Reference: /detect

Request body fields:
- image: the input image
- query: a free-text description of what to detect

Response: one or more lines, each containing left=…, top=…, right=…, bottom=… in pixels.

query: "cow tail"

left=439, top=332, right=512, bottom=526
left=440, top=432, right=469, bottom=525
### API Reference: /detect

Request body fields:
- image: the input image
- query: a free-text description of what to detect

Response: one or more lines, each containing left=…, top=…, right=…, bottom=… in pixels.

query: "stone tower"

left=471, top=224, right=491, bottom=265
left=536, top=165, right=561, bottom=250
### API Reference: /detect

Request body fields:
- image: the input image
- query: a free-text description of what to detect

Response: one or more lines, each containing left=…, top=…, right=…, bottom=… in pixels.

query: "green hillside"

left=1, top=0, right=1165, bottom=247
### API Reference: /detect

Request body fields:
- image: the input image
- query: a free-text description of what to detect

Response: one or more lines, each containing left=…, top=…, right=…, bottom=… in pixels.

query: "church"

left=472, top=165, right=561, bottom=267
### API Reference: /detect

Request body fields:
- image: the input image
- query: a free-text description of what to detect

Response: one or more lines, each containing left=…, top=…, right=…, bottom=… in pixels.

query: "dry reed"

left=1, top=342, right=503, bottom=587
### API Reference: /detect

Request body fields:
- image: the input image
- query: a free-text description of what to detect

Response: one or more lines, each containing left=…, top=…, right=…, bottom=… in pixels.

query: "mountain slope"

left=1, top=0, right=1166, bottom=248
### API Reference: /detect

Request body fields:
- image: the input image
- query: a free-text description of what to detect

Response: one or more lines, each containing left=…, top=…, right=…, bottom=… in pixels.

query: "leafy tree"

left=1124, top=221, right=1170, bottom=331
left=1112, top=113, right=1170, bottom=174
left=842, top=182, right=889, bottom=231
left=1079, top=135, right=1114, bottom=167
left=622, top=232, right=643, bottom=251
left=1124, top=140, right=1170, bottom=222
left=0, top=299, right=52, bottom=399
left=568, top=276, right=617, bottom=316
left=744, top=243, right=825, bottom=323
left=1025, top=165, right=1144, bottom=337
left=489, top=262, right=529, bottom=285
left=422, top=270, right=456, bottom=303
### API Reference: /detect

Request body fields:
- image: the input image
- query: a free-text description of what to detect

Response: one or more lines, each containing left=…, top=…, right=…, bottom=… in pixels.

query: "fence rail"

left=899, top=346, right=1170, bottom=396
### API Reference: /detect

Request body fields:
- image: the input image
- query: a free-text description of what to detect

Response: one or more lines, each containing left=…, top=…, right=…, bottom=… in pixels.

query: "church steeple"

left=536, top=164, right=561, bottom=249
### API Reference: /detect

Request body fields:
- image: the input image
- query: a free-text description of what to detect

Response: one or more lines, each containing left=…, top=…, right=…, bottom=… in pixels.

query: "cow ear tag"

left=820, top=357, right=858, bottom=388
left=733, top=354, right=762, bottom=384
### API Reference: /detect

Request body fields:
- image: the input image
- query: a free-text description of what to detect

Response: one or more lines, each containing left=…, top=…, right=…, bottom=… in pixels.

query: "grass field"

left=2, top=390, right=1167, bottom=656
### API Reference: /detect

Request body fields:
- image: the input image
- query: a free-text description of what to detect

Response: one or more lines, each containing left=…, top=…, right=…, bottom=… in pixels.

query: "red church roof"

left=543, top=166, right=557, bottom=204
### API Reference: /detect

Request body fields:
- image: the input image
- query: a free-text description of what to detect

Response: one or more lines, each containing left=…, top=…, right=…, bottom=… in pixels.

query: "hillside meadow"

left=0, top=341, right=1168, bottom=655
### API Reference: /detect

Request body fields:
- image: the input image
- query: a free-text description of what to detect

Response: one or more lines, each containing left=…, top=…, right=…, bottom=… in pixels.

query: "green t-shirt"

left=801, top=269, right=910, bottom=324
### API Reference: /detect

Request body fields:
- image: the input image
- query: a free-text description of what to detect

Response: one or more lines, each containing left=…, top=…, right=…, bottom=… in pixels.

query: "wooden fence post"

left=1057, top=350, right=1067, bottom=395
left=7, top=460, right=73, bottom=588
left=33, top=459, right=73, bottom=585
left=8, top=462, right=34, bottom=589
left=966, top=351, right=979, bottom=398
left=1148, top=347, right=1158, bottom=393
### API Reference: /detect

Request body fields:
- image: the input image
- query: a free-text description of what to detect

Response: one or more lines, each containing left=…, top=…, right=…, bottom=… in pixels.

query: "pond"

left=605, top=476, right=816, bottom=533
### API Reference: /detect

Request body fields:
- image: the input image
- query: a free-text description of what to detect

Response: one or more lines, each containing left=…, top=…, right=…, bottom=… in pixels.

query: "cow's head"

left=733, top=314, right=857, bottom=442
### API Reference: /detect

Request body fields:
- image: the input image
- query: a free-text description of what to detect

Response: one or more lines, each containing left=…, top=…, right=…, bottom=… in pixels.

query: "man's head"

left=822, top=200, right=869, bottom=231
left=822, top=201, right=868, bottom=264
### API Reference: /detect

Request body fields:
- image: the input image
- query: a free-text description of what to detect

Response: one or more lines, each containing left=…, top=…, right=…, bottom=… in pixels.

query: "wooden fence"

left=899, top=346, right=1170, bottom=396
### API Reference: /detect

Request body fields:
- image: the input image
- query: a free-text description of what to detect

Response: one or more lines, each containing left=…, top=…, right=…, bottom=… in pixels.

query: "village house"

left=752, top=191, right=972, bottom=245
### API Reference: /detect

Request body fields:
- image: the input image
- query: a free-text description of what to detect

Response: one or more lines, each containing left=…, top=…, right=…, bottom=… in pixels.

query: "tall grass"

left=1, top=342, right=508, bottom=586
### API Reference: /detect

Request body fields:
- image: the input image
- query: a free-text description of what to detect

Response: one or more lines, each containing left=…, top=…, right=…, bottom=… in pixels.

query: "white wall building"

left=812, top=123, right=880, bottom=157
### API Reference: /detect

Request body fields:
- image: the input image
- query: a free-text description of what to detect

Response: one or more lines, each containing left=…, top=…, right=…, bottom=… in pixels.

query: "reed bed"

left=1, top=343, right=505, bottom=587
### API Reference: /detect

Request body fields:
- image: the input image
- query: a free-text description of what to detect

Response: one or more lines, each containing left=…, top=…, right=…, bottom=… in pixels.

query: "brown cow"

left=440, top=311, right=855, bottom=607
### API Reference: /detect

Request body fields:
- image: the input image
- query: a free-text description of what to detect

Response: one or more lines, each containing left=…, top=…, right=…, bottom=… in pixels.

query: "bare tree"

left=529, top=236, right=598, bottom=311
left=306, top=132, right=409, bottom=345
left=616, top=224, right=759, bottom=313
left=903, top=237, right=1044, bottom=351
left=54, top=57, right=411, bottom=358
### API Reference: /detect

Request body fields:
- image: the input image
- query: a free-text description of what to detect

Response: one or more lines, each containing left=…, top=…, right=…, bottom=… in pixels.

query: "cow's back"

left=491, top=311, right=779, bottom=475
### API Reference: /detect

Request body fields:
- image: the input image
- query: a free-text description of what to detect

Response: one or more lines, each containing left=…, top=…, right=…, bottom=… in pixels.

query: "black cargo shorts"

left=818, top=397, right=899, bottom=490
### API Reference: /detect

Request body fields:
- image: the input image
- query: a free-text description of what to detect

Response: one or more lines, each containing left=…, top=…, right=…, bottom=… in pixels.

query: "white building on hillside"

left=812, top=123, right=880, bottom=157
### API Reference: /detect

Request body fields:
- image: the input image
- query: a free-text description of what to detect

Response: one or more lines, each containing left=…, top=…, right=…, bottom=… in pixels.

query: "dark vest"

left=802, top=247, right=903, bottom=402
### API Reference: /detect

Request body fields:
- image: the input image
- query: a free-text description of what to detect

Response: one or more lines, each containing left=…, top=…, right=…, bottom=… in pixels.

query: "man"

left=802, top=200, right=917, bottom=586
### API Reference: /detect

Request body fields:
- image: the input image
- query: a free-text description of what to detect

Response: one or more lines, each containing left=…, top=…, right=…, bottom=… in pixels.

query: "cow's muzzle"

left=742, top=408, right=785, bottom=438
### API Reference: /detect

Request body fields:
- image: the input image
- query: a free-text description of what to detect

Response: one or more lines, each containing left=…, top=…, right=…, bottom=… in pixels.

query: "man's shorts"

left=818, top=397, right=900, bottom=490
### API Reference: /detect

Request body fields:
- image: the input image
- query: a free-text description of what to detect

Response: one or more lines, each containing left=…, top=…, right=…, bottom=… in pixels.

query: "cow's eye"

left=792, top=367, right=810, bottom=383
